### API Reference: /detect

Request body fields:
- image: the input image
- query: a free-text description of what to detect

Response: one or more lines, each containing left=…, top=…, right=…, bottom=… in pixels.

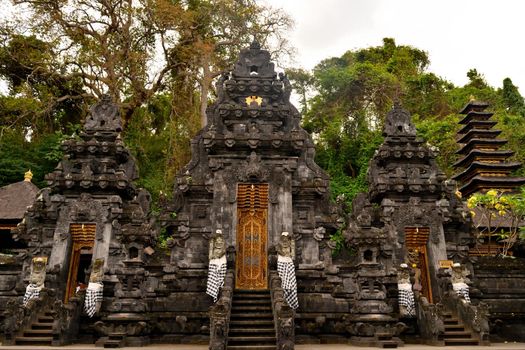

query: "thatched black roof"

left=0, top=180, right=38, bottom=220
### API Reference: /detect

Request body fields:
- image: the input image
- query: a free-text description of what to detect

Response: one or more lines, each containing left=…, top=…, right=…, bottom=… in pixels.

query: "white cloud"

left=263, top=0, right=525, bottom=92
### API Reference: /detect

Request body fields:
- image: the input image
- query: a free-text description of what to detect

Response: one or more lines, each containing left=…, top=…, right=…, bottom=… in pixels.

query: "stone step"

left=233, top=299, right=271, bottom=305
left=108, top=332, right=126, bottom=341
left=234, top=293, right=271, bottom=299
left=14, top=336, right=53, bottom=345
left=443, top=318, right=460, bottom=325
left=228, top=335, right=276, bottom=345
left=231, top=305, right=272, bottom=312
left=230, top=319, right=274, bottom=327
left=444, top=330, right=474, bottom=338
left=444, top=338, right=479, bottom=346
left=103, top=340, right=125, bottom=348
left=227, top=346, right=276, bottom=350
left=380, top=340, right=399, bottom=348
left=376, top=332, right=392, bottom=341
left=230, top=312, right=273, bottom=319
left=229, top=328, right=275, bottom=336
left=31, top=322, right=54, bottom=330
left=444, top=324, right=465, bottom=331
left=38, top=315, right=54, bottom=322
left=23, top=329, right=54, bottom=336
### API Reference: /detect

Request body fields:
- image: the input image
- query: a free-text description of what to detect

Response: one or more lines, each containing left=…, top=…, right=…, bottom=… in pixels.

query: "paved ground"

left=2, top=343, right=525, bottom=350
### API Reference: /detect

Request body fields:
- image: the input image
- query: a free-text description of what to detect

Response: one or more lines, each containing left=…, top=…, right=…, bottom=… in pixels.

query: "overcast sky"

left=263, top=0, right=525, bottom=93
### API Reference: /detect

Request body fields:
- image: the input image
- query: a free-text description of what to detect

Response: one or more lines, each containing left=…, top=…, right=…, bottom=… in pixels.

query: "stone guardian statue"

left=397, top=263, right=415, bottom=317
left=276, top=232, right=298, bottom=309
left=450, top=262, right=470, bottom=303
left=23, top=257, right=47, bottom=305
left=206, top=230, right=227, bottom=302
left=85, top=258, right=104, bottom=317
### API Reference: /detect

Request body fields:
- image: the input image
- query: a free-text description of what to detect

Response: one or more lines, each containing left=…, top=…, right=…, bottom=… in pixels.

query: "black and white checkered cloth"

left=85, top=282, right=104, bottom=317
left=23, top=284, right=42, bottom=305
left=453, top=283, right=470, bottom=303
left=206, top=256, right=227, bottom=302
left=277, top=258, right=298, bottom=309
left=398, top=287, right=415, bottom=317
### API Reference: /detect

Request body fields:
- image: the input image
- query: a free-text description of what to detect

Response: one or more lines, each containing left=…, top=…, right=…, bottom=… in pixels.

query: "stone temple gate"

left=1, top=41, right=525, bottom=349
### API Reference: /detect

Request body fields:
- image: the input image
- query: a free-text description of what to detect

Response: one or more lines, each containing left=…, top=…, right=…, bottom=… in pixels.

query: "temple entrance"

left=235, top=183, right=268, bottom=290
left=405, top=227, right=433, bottom=303
left=65, top=223, right=96, bottom=302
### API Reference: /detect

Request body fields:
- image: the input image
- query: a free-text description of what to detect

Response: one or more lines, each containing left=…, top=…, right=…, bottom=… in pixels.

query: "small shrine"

left=344, top=104, right=487, bottom=346
left=2, top=95, right=155, bottom=347
left=0, top=171, right=38, bottom=250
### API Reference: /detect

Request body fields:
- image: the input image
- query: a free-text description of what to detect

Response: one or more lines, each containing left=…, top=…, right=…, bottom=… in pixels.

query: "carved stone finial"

left=85, top=95, right=122, bottom=133
left=250, top=39, right=261, bottom=50
left=233, top=42, right=275, bottom=78
left=24, top=169, right=33, bottom=182
left=383, top=103, right=416, bottom=138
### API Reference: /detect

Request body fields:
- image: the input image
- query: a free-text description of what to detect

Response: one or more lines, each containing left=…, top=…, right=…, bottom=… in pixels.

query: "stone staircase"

left=228, top=289, right=276, bottom=350
left=14, top=309, right=54, bottom=346
left=443, top=311, right=480, bottom=346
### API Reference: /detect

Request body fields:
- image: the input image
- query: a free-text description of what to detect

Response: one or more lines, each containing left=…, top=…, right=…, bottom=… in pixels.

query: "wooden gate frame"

left=405, top=226, right=433, bottom=303
left=65, top=223, right=96, bottom=303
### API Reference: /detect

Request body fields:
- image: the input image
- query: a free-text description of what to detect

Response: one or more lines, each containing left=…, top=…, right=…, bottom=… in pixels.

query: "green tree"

left=466, top=68, right=488, bottom=90
left=303, top=38, right=445, bottom=206
left=467, top=189, right=525, bottom=256
left=500, top=77, right=525, bottom=117
left=285, top=68, right=314, bottom=114
left=0, top=0, right=293, bottom=197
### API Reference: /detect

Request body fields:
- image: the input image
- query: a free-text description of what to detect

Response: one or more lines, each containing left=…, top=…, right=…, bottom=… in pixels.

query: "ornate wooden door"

left=405, top=227, right=433, bottom=303
left=65, top=223, right=96, bottom=303
left=236, top=184, right=269, bottom=290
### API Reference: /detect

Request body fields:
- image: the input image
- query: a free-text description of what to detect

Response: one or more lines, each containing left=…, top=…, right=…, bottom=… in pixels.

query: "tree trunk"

left=200, top=61, right=211, bottom=128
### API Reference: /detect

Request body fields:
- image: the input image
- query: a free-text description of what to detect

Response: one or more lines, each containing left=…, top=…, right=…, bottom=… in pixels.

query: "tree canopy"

left=286, top=38, right=525, bottom=206
left=1, top=11, right=525, bottom=212
left=0, top=0, right=293, bottom=200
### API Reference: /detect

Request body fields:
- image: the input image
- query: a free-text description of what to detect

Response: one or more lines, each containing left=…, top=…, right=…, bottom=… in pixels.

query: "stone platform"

left=2, top=343, right=525, bottom=350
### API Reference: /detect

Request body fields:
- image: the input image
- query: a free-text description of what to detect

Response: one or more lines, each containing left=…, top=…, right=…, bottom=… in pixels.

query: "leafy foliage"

left=301, top=38, right=525, bottom=207
left=0, top=128, right=72, bottom=187
left=0, top=0, right=293, bottom=196
left=467, top=189, right=525, bottom=256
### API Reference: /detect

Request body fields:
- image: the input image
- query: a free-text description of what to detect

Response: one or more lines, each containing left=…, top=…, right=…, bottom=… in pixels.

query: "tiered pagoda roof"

left=452, top=100, right=525, bottom=197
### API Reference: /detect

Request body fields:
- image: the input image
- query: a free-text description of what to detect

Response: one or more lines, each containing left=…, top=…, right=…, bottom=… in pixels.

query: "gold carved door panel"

left=405, top=227, right=433, bottom=303
left=236, top=184, right=268, bottom=290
